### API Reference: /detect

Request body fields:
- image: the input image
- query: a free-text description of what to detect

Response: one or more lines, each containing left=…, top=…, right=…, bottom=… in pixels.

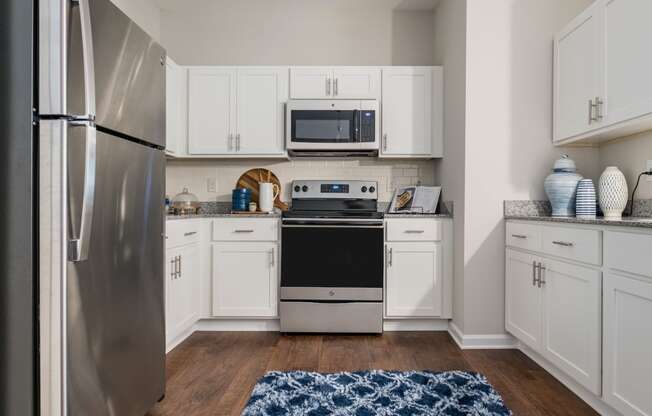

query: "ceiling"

left=156, top=0, right=442, bottom=12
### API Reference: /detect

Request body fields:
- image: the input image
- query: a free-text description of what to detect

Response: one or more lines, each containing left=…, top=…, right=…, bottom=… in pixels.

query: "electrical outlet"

left=647, top=160, right=652, bottom=181
left=207, top=178, right=217, bottom=193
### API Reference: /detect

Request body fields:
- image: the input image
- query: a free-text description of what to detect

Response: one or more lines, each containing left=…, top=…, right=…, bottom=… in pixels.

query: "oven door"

left=286, top=100, right=378, bottom=150
left=281, top=222, right=384, bottom=301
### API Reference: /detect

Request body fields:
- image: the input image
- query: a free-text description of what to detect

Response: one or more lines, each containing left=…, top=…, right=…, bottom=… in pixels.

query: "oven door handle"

left=282, top=223, right=384, bottom=229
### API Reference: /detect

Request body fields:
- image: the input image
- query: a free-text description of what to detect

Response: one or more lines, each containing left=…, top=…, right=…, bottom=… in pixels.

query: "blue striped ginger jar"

left=544, top=155, right=584, bottom=217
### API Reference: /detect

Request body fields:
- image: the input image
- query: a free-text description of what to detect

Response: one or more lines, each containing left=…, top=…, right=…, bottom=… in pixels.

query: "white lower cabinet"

left=212, top=242, right=278, bottom=317
left=603, top=273, right=652, bottom=416
left=506, top=236, right=602, bottom=395
left=165, top=242, right=200, bottom=346
left=385, top=242, right=442, bottom=317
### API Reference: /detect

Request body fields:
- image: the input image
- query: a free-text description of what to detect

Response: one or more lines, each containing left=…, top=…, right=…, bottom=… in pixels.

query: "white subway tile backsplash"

left=166, top=159, right=436, bottom=202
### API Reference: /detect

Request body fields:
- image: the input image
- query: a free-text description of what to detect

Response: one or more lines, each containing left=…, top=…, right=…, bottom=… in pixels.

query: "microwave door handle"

left=352, top=109, right=360, bottom=142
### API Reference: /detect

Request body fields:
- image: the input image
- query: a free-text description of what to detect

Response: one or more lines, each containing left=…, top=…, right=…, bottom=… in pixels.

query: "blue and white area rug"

left=242, top=370, right=512, bottom=415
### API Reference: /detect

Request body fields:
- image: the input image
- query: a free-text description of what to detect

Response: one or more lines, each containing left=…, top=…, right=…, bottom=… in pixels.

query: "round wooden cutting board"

left=236, top=168, right=289, bottom=211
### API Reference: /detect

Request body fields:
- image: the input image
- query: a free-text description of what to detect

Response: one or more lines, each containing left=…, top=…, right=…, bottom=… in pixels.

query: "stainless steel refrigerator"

left=37, top=0, right=166, bottom=415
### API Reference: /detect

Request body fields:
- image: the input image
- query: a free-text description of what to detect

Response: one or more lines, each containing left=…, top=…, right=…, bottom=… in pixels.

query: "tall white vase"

left=598, top=167, right=628, bottom=220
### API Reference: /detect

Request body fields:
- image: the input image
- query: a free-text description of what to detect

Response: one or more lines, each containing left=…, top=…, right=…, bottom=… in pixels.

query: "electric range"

left=280, top=180, right=384, bottom=333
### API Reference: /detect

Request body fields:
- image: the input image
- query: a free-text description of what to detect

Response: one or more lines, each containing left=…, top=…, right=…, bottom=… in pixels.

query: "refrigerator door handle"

left=72, top=0, right=97, bottom=119
left=69, top=123, right=97, bottom=262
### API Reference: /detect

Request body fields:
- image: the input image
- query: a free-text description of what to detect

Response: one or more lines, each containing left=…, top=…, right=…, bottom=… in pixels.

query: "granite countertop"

left=504, top=200, right=652, bottom=229
left=167, top=201, right=454, bottom=221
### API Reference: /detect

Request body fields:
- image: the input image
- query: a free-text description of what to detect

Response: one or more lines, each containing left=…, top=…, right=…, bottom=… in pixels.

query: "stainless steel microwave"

left=286, top=100, right=378, bottom=156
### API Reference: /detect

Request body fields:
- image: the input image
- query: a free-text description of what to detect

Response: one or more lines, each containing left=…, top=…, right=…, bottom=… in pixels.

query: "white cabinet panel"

left=165, top=57, right=184, bottom=156
left=604, top=231, right=652, bottom=279
left=236, top=67, right=288, bottom=155
left=505, top=249, right=543, bottom=351
left=505, top=222, right=543, bottom=252
left=386, top=218, right=442, bottom=242
left=554, top=4, right=603, bottom=142
left=604, top=273, right=652, bottom=416
left=381, top=67, right=433, bottom=156
left=603, top=0, right=652, bottom=126
left=541, top=225, right=602, bottom=266
left=542, top=259, right=602, bottom=395
left=385, top=242, right=442, bottom=317
left=165, top=243, right=200, bottom=346
left=212, top=242, right=278, bottom=317
left=187, top=67, right=236, bottom=154
left=331, top=67, right=380, bottom=99
left=290, top=67, right=332, bottom=99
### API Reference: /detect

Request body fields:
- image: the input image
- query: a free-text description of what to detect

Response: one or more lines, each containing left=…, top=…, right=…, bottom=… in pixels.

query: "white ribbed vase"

left=598, top=167, right=628, bottom=220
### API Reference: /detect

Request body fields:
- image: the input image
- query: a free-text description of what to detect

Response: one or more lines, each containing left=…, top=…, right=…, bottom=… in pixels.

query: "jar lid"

left=172, top=187, right=199, bottom=204
left=553, top=154, right=576, bottom=172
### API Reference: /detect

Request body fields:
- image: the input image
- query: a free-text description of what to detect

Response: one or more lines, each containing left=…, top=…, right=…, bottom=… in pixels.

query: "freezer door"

left=66, top=126, right=165, bottom=416
left=67, top=0, right=166, bottom=147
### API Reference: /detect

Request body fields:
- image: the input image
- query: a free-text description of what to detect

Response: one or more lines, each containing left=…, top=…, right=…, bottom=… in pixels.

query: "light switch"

left=207, top=178, right=217, bottom=193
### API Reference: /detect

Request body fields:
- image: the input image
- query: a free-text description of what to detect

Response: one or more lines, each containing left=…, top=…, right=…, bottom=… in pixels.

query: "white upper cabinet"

left=554, top=4, right=603, bottom=142
left=603, top=0, right=652, bottom=126
left=554, top=0, right=652, bottom=144
left=381, top=67, right=439, bottom=157
left=290, top=67, right=380, bottom=99
left=236, top=67, right=288, bottom=155
left=165, top=57, right=185, bottom=156
left=187, top=67, right=288, bottom=156
left=188, top=67, right=236, bottom=154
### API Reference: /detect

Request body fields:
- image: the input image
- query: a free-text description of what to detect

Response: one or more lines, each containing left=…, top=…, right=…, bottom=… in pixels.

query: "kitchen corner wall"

left=166, top=159, right=435, bottom=203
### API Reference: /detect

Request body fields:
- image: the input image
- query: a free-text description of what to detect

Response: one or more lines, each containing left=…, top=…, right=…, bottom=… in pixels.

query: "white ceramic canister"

left=598, top=166, right=628, bottom=220
left=259, top=182, right=280, bottom=213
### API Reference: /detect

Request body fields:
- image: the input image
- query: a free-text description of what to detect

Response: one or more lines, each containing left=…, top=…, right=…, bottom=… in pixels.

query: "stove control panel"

left=291, top=180, right=378, bottom=200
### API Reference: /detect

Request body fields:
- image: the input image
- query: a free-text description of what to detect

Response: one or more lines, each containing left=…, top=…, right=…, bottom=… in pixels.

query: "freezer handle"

left=68, top=123, right=97, bottom=262
left=72, top=0, right=97, bottom=119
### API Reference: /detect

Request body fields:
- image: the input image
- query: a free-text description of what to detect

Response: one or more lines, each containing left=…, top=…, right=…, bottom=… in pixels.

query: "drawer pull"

left=511, top=234, right=527, bottom=239
left=404, top=230, right=425, bottom=234
left=184, top=231, right=197, bottom=237
left=552, top=240, right=574, bottom=247
left=234, top=229, right=255, bottom=233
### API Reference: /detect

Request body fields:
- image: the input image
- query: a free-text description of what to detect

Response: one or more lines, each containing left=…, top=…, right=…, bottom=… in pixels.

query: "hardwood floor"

left=147, top=331, right=597, bottom=416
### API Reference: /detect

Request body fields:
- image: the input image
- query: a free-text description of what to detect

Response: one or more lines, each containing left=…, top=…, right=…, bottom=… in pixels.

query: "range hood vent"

left=288, top=149, right=378, bottom=158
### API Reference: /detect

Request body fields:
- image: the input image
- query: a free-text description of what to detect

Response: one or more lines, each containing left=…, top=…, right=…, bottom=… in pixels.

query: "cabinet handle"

left=334, top=78, right=338, bottom=96
left=538, top=263, right=546, bottom=288
left=511, top=234, right=527, bottom=239
left=404, top=230, right=425, bottom=234
left=326, top=77, right=331, bottom=95
left=236, top=133, right=241, bottom=151
left=552, top=240, right=573, bottom=247
left=234, top=229, right=254, bottom=233
left=184, top=231, right=197, bottom=237
left=595, top=96, right=604, bottom=120
left=170, top=258, right=176, bottom=279
left=176, top=255, right=181, bottom=279
left=532, top=261, right=537, bottom=286
left=388, top=247, right=393, bottom=267
left=270, top=248, right=275, bottom=267
left=228, top=133, right=234, bottom=151
left=383, top=133, right=388, bottom=151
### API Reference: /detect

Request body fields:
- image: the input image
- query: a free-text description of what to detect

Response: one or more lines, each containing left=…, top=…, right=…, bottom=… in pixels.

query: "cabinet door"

left=505, top=249, right=542, bottom=351
left=212, top=242, right=278, bottom=317
left=187, top=67, right=236, bottom=154
left=165, top=58, right=181, bottom=156
left=541, top=259, right=602, bottom=395
left=331, top=67, right=380, bottom=99
left=604, top=273, right=652, bottom=416
left=290, top=67, right=332, bottom=99
left=165, top=248, right=182, bottom=344
left=603, top=0, right=652, bottom=126
left=381, top=67, right=432, bottom=156
left=177, top=244, right=200, bottom=331
left=554, top=4, right=603, bottom=142
left=236, top=67, right=288, bottom=155
left=385, top=242, right=442, bottom=317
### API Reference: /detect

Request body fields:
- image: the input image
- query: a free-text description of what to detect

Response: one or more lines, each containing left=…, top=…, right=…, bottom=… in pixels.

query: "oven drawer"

left=281, top=287, right=382, bottom=301
left=212, top=218, right=279, bottom=241
left=280, top=301, right=383, bottom=333
left=386, top=218, right=442, bottom=242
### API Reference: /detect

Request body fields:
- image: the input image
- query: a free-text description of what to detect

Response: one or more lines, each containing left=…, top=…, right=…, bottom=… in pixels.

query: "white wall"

left=433, top=0, right=467, bottom=332
left=599, top=131, right=652, bottom=199
left=159, top=0, right=435, bottom=65
left=462, top=0, right=598, bottom=335
left=110, top=0, right=162, bottom=42
left=166, top=159, right=435, bottom=203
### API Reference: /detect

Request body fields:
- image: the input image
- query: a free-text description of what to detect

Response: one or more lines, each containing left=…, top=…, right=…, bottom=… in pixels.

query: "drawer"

left=541, top=225, right=601, bottom=266
left=166, top=220, right=201, bottom=248
left=605, top=231, right=652, bottom=279
left=386, top=218, right=442, bottom=241
left=505, top=222, right=542, bottom=251
left=212, top=218, right=278, bottom=241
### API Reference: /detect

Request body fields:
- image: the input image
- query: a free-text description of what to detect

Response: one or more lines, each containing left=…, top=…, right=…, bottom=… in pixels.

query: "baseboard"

left=447, top=322, right=517, bottom=350
left=166, top=325, right=196, bottom=353
left=194, top=318, right=281, bottom=332
left=383, top=319, right=449, bottom=331
left=517, top=343, right=619, bottom=416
